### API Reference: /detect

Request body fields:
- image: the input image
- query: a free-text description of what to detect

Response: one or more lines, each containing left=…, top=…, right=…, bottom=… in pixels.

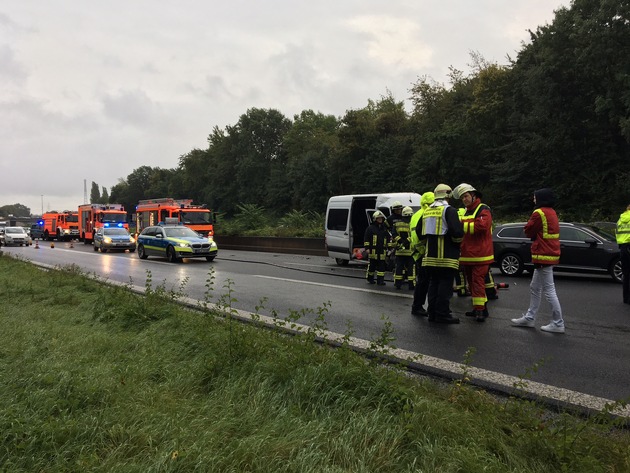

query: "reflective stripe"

left=534, top=209, right=559, bottom=239
left=460, top=255, right=494, bottom=263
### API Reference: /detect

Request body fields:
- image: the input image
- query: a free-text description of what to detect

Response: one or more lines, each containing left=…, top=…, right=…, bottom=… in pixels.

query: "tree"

left=101, top=187, right=109, bottom=203
left=90, top=181, right=101, bottom=204
left=0, top=203, right=31, bottom=218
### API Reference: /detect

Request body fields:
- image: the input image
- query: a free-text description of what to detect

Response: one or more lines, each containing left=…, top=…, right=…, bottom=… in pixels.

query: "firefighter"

left=410, top=191, right=434, bottom=316
left=616, top=203, right=630, bottom=304
left=385, top=200, right=404, bottom=273
left=417, top=184, right=463, bottom=323
left=393, top=206, right=416, bottom=289
left=364, top=210, right=389, bottom=285
left=452, top=183, right=494, bottom=322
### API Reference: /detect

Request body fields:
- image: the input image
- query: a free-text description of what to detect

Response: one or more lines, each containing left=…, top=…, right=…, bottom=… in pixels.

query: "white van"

left=325, top=192, right=422, bottom=266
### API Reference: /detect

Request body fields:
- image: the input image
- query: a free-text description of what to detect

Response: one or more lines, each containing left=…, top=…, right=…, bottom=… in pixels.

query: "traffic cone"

left=51, top=241, right=55, bottom=248
left=69, top=240, right=74, bottom=248
left=34, top=239, right=40, bottom=249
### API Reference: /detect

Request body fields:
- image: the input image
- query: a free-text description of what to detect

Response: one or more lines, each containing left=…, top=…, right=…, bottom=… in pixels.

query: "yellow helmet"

left=402, top=206, right=414, bottom=217
left=372, top=210, right=385, bottom=220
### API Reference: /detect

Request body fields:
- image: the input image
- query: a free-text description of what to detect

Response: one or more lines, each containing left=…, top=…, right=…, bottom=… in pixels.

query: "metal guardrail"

left=214, top=236, right=327, bottom=256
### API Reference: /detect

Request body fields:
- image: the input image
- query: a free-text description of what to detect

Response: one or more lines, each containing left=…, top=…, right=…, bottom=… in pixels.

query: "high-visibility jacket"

left=459, top=198, right=494, bottom=265
left=364, top=222, right=389, bottom=260
left=392, top=217, right=413, bottom=256
left=418, top=201, right=464, bottom=270
left=616, top=210, right=630, bottom=245
left=410, top=192, right=435, bottom=260
left=524, top=207, right=560, bottom=265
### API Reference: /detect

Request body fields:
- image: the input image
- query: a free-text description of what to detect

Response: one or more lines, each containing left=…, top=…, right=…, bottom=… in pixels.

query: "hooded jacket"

left=524, top=188, right=560, bottom=265
left=410, top=192, right=435, bottom=260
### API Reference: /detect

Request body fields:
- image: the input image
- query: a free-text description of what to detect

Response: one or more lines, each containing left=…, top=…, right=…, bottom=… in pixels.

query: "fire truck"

left=78, top=203, right=129, bottom=243
left=135, top=198, right=215, bottom=237
left=40, top=210, right=80, bottom=241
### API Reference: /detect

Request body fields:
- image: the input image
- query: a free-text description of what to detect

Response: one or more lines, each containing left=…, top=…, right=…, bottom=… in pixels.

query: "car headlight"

left=177, top=242, right=189, bottom=248
left=129, top=237, right=136, bottom=243
left=104, top=237, right=112, bottom=244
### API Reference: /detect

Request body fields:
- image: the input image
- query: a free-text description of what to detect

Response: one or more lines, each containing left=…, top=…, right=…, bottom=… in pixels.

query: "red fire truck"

left=135, top=198, right=215, bottom=237
left=40, top=210, right=80, bottom=241
left=78, top=204, right=128, bottom=243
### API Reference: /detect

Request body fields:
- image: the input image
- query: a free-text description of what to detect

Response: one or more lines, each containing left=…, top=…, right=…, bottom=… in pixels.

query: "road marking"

left=255, top=275, right=413, bottom=298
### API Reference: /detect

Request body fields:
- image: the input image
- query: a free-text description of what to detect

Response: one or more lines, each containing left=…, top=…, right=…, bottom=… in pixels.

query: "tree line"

left=104, top=0, right=628, bottom=223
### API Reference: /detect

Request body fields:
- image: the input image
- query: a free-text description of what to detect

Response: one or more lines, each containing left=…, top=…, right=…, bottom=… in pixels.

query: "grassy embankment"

left=0, top=254, right=629, bottom=472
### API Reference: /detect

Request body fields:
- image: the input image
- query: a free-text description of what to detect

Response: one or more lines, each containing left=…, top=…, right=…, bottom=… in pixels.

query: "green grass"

left=0, top=254, right=629, bottom=472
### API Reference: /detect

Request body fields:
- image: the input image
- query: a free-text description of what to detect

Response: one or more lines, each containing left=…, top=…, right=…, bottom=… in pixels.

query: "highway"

left=3, top=241, right=630, bottom=410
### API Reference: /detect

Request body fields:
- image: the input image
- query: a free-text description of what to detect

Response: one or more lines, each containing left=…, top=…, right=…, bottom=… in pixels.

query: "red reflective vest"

left=525, top=207, right=560, bottom=265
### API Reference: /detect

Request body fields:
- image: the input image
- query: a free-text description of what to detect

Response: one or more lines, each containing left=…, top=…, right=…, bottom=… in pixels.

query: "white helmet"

left=433, top=184, right=452, bottom=199
left=391, top=201, right=403, bottom=210
left=452, top=183, right=479, bottom=199
left=402, top=206, right=414, bottom=217
left=372, top=210, right=385, bottom=220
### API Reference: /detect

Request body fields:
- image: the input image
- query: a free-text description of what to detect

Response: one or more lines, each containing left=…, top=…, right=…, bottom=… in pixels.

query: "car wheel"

left=93, top=244, right=98, bottom=252
left=167, top=246, right=180, bottom=263
left=499, top=253, right=524, bottom=277
left=101, top=248, right=108, bottom=253
left=206, top=255, right=216, bottom=262
left=335, top=258, right=349, bottom=266
left=129, top=248, right=136, bottom=253
left=610, top=257, right=623, bottom=283
left=138, top=244, right=148, bottom=259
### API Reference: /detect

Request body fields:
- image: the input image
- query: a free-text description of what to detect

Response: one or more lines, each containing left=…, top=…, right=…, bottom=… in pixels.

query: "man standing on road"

left=452, top=183, right=494, bottom=322
left=410, top=191, right=434, bottom=316
left=417, top=184, right=463, bottom=324
left=511, top=188, right=565, bottom=333
left=364, top=210, right=389, bottom=286
left=615, top=203, right=630, bottom=304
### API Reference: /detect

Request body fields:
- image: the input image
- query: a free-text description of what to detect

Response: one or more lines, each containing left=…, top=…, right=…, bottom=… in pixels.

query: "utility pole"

left=84, top=179, right=87, bottom=204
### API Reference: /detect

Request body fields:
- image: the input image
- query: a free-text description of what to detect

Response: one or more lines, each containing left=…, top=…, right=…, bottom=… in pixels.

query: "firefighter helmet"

left=433, top=184, right=452, bottom=199
left=372, top=210, right=385, bottom=220
left=452, top=183, right=480, bottom=199
left=391, top=201, right=403, bottom=210
left=402, top=206, right=414, bottom=217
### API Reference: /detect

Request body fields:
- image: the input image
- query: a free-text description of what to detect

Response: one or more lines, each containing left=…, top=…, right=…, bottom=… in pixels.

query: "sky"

left=1, top=0, right=570, bottom=215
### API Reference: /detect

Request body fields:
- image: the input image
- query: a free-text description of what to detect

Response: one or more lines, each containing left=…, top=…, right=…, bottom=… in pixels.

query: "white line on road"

left=255, top=275, right=413, bottom=298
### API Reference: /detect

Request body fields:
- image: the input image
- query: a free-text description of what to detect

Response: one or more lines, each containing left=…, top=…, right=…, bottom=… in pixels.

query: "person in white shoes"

left=511, top=188, right=565, bottom=333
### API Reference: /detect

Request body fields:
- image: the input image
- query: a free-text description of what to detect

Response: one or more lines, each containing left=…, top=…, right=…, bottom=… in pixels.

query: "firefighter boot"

left=367, top=275, right=375, bottom=284
left=408, top=281, right=415, bottom=290
left=377, top=276, right=386, bottom=286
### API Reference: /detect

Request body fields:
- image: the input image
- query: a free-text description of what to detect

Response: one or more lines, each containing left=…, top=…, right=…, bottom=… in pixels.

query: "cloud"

left=346, top=15, right=433, bottom=70
left=0, top=45, right=27, bottom=85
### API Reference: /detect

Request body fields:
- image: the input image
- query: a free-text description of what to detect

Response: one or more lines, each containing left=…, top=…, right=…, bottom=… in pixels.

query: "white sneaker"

left=540, top=322, right=565, bottom=334
left=511, top=316, right=535, bottom=327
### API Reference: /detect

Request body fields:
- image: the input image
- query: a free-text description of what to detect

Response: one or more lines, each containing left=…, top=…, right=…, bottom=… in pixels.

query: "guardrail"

left=214, top=236, right=327, bottom=256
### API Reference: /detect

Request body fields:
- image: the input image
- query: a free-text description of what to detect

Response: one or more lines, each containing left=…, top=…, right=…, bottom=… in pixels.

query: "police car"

left=136, top=219, right=218, bottom=262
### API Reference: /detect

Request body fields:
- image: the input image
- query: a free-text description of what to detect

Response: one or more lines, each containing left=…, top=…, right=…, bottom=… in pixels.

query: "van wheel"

left=335, top=258, right=349, bottom=266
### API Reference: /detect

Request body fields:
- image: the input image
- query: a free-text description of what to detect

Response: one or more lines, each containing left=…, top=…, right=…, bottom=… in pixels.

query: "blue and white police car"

left=136, top=219, right=218, bottom=262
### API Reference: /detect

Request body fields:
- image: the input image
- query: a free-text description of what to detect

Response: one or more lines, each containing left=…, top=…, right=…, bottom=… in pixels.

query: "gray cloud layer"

left=0, top=0, right=568, bottom=214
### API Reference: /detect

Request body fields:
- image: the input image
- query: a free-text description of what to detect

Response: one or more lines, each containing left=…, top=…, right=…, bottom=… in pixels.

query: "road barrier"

left=213, top=236, right=326, bottom=256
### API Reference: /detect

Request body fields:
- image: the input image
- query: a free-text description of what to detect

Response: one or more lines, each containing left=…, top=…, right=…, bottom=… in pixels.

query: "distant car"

left=0, top=226, right=31, bottom=247
left=136, top=224, right=218, bottom=262
left=30, top=224, right=45, bottom=240
left=93, top=227, right=136, bottom=253
left=493, top=222, right=622, bottom=282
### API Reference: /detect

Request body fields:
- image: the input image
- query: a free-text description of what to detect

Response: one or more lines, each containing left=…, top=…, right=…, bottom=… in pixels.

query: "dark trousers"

left=426, top=266, right=456, bottom=318
left=412, top=258, right=429, bottom=309
left=621, top=245, right=630, bottom=303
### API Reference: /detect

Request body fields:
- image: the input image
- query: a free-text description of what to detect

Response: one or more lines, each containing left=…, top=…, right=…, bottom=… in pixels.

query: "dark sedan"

left=493, top=222, right=622, bottom=282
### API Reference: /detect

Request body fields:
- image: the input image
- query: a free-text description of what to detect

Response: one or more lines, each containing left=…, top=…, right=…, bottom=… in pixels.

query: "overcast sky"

left=1, top=1, right=570, bottom=215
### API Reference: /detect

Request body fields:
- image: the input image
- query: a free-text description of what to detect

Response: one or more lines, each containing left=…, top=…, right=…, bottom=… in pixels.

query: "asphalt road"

left=3, top=241, right=630, bottom=405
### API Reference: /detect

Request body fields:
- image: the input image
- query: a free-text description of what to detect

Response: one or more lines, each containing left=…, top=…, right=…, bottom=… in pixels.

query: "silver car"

left=93, top=227, right=137, bottom=253
left=0, top=226, right=31, bottom=246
